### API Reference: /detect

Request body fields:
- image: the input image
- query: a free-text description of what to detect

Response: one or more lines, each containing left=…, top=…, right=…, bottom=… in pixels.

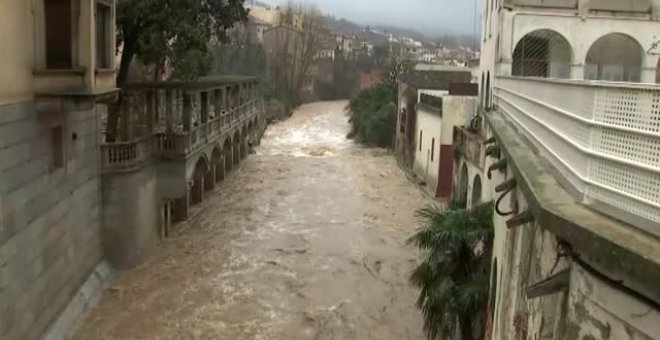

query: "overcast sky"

left=267, top=0, right=482, bottom=37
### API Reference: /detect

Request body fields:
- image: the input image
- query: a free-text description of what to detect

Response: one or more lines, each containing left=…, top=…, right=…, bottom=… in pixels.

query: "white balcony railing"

left=493, top=76, right=660, bottom=235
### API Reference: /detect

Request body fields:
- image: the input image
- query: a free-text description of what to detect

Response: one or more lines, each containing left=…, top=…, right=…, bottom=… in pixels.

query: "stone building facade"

left=1, top=0, right=117, bottom=338
left=0, top=1, right=264, bottom=339
left=469, top=0, right=660, bottom=339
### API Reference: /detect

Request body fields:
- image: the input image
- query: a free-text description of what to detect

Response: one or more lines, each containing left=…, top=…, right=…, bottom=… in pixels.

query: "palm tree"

left=408, top=201, right=494, bottom=340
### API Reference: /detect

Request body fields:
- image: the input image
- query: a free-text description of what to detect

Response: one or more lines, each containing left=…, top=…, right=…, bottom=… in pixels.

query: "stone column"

left=214, top=89, right=222, bottom=117
left=165, top=89, right=173, bottom=132
left=642, top=54, right=658, bottom=83
left=571, top=64, right=585, bottom=80
left=242, top=135, right=248, bottom=159
left=146, top=90, right=155, bottom=134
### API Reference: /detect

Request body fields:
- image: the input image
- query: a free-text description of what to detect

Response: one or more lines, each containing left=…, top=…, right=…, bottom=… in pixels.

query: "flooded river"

left=76, top=101, right=429, bottom=340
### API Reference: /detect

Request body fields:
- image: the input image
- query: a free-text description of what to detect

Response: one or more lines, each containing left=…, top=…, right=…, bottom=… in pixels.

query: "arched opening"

left=472, top=175, right=482, bottom=207
left=211, top=146, right=224, bottom=183
left=458, top=163, right=469, bottom=208
left=232, top=131, right=241, bottom=166
left=191, top=156, right=209, bottom=205
left=241, top=125, right=249, bottom=159
left=585, top=33, right=643, bottom=82
left=512, top=29, right=572, bottom=79
left=223, top=138, right=233, bottom=173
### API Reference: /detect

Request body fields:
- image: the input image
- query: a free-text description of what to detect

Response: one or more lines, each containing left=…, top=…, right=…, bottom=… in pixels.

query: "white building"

left=413, top=90, right=446, bottom=191
left=342, top=36, right=355, bottom=54
left=474, top=0, right=660, bottom=339
left=421, top=50, right=436, bottom=63
left=413, top=90, right=478, bottom=199
left=315, top=48, right=335, bottom=60
left=245, top=1, right=281, bottom=26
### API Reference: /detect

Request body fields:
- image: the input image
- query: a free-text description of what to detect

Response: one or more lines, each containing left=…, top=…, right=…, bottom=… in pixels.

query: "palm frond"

left=409, top=201, right=495, bottom=340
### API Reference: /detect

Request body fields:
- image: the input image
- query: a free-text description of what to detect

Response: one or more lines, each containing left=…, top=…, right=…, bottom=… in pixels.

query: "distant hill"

left=321, top=16, right=364, bottom=35
left=255, top=1, right=476, bottom=49
left=369, top=25, right=432, bottom=44
left=321, top=15, right=445, bottom=47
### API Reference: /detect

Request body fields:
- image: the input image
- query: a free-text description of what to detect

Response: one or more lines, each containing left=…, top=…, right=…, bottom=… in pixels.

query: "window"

left=96, top=2, right=112, bottom=69
left=481, top=73, right=485, bottom=107
left=431, top=138, right=435, bottom=161
left=400, top=109, right=407, bottom=133
left=419, top=130, right=423, bottom=151
left=45, top=0, right=73, bottom=69
left=51, top=125, right=64, bottom=169
left=486, top=72, right=491, bottom=109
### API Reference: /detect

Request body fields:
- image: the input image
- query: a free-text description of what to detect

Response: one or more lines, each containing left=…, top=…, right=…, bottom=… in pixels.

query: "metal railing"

left=493, top=76, right=660, bottom=235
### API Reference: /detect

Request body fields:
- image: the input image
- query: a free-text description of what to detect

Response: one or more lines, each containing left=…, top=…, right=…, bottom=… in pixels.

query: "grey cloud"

left=268, top=0, right=483, bottom=37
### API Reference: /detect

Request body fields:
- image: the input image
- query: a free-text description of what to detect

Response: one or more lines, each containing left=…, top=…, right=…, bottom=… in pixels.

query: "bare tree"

left=263, top=2, right=322, bottom=106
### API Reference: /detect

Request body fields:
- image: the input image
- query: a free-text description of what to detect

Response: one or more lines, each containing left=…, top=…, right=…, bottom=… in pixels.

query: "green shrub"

left=346, top=83, right=397, bottom=148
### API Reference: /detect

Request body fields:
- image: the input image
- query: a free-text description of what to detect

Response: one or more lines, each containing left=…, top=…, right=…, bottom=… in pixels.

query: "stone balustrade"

left=100, top=136, right=152, bottom=173
left=101, top=77, right=260, bottom=167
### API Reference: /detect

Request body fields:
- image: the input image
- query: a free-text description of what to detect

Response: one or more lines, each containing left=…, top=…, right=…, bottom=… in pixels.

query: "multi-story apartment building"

left=0, top=1, right=264, bottom=339
left=467, top=0, right=660, bottom=339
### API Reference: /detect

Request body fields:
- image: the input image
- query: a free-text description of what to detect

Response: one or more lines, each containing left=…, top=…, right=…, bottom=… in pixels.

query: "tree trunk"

left=117, top=39, right=137, bottom=88
left=106, top=39, right=136, bottom=142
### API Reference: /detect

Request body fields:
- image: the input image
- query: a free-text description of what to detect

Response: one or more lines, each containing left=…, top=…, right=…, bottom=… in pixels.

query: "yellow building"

left=0, top=1, right=117, bottom=339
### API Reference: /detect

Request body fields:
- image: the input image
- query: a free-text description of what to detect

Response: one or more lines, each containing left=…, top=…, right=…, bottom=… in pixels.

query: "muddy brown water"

left=75, top=101, right=429, bottom=340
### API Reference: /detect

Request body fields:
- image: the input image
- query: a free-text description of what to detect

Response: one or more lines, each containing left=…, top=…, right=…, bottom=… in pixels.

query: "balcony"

left=155, top=99, right=258, bottom=158
left=493, top=76, right=660, bottom=235
left=101, top=77, right=260, bottom=171
left=101, top=136, right=152, bottom=174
